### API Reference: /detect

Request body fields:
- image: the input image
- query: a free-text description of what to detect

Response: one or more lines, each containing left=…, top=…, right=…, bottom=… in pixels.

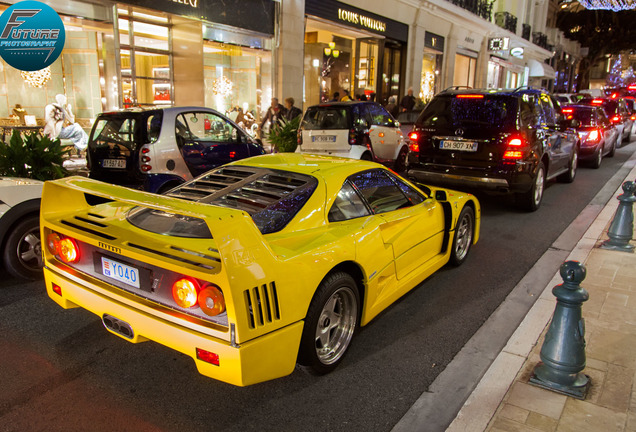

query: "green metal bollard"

left=530, top=261, right=590, bottom=400
left=601, top=181, right=635, bottom=253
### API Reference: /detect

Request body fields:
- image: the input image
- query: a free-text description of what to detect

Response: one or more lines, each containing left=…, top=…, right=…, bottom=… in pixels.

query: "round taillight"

left=172, top=278, right=200, bottom=308
left=46, top=232, right=61, bottom=255
left=58, top=238, right=80, bottom=263
left=141, top=156, right=151, bottom=163
left=198, top=285, right=225, bottom=316
left=141, top=164, right=152, bottom=172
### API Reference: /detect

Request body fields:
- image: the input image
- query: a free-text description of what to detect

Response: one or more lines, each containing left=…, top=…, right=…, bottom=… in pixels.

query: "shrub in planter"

left=266, top=116, right=301, bottom=153
left=0, top=130, right=69, bottom=180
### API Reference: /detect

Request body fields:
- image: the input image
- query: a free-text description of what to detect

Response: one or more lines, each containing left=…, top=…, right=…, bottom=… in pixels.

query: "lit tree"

left=623, top=66, right=636, bottom=86
left=606, top=54, right=623, bottom=87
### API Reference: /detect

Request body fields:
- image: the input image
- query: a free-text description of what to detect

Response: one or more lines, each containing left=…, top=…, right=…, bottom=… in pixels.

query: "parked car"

left=297, top=101, right=409, bottom=172
left=0, top=178, right=43, bottom=280
left=578, top=88, right=605, bottom=98
left=396, top=110, right=422, bottom=139
left=40, top=153, right=479, bottom=386
left=87, top=106, right=265, bottom=194
left=562, top=105, right=618, bottom=168
left=555, top=93, right=579, bottom=105
left=407, top=87, right=580, bottom=211
left=577, top=97, right=634, bottom=146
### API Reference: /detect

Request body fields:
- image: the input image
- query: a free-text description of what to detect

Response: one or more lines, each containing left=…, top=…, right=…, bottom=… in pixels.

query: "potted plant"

left=266, top=116, right=301, bottom=153
left=0, top=130, right=70, bottom=180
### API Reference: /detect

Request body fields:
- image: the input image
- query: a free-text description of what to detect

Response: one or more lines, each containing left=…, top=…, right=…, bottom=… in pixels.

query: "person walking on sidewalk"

left=340, top=89, right=353, bottom=102
left=284, top=97, right=302, bottom=121
left=258, top=97, right=287, bottom=133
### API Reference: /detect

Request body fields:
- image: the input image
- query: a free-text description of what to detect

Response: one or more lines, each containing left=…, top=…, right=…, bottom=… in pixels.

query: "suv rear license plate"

left=440, top=140, right=478, bottom=152
left=102, top=256, right=140, bottom=289
left=312, top=135, right=336, bottom=142
left=102, top=159, right=126, bottom=169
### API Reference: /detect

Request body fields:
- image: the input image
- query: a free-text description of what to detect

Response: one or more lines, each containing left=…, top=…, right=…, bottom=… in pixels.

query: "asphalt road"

left=1, top=140, right=635, bottom=432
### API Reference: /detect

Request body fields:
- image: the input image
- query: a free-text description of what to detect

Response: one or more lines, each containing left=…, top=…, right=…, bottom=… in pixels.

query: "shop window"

left=454, top=54, right=477, bottom=88
left=117, top=6, right=172, bottom=107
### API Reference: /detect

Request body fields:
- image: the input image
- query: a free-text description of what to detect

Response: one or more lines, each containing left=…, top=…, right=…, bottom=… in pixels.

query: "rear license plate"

left=312, top=135, right=336, bottom=142
left=102, top=159, right=126, bottom=169
left=102, top=256, right=140, bottom=288
left=439, top=140, right=478, bottom=152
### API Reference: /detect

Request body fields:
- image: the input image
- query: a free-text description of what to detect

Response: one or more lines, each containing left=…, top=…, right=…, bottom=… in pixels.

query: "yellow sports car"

left=41, top=153, right=480, bottom=386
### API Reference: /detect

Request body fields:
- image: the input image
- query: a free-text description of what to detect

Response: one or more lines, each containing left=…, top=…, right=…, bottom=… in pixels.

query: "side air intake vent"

left=244, top=282, right=280, bottom=329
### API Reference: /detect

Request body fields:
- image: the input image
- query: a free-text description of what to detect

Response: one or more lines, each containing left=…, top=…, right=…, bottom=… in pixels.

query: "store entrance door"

left=354, top=38, right=379, bottom=101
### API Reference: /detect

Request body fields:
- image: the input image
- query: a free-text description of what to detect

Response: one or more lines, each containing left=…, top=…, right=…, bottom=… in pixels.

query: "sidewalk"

left=448, top=161, right=636, bottom=431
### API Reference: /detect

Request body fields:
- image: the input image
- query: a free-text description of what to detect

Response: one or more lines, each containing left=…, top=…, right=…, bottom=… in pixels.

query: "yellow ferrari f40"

left=41, top=154, right=480, bottom=386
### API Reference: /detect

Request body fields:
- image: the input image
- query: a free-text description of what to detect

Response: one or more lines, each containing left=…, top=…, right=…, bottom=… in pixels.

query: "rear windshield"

left=565, top=107, right=595, bottom=126
left=301, top=106, right=350, bottom=130
left=416, top=95, right=518, bottom=129
left=89, top=111, right=162, bottom=151
left=128, top=166, right=318, bottom=236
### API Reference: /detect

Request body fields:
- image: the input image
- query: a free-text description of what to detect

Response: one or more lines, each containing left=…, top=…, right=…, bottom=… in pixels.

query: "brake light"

left=503, top=136, right=526, bottom=161
left=141, top=164, right=152, bottom=172
left=591, top=99, right=604, bottom=105
left=349, top=128, right=357, bottom=145
left=562, top=108, right=574, bottom=114
left=631, top=115, right=636, bottom=121
left=611, top=115, right=622, bottom=124
left=141, top=147, right=150, bottom=154
left=46, top=232, right=61, bottom=255
left=587, top=129, right=600, bottom=142
left=196, top=348, right=220, bottom=366
left=172, top=278, right=200, bottom=308
left=409, top=142, right=420, bottom=153
left=611, top=93, right=618, bottom=99
left=456, top=94, right=484, bottom=99
left=141, top=156, right=150, bottom=163
left=58, top=238, right=80, bottom=263
left=198, top=285, right=225, bottom=316
left=409, top=131, right=419, bottom=141
left=52, top=283, right=62, bottom=296
left=229, top=151, right=236, bottom=158
left=629, top=84, right=636, bottom=90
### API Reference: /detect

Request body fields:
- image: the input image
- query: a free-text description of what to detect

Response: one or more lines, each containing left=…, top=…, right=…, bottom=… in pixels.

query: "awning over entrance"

left=528, top=59, right=556, bottom=79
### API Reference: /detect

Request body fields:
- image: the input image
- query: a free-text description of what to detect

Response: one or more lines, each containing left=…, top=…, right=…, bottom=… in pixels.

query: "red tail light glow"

left=349, top=128, right=357, bottom=145
left=562, top=108, right=574, bottom=114
left=196, top=348, right=220, bottom=366
left=198, top=285, right=225, bottom=316
left=503, top=136, right=526, bottom=161
left=503, top=150, right=524, bottom=159
left=631, top=115, right=636, bottom=121
left=611, top=93, right=618, bottom=99
left=141, top=164, right=152, bottom=172
left=629, top=84, right=636, bottom=90
left=508, top=138, right=523, bottom=146
left=409, top=131, right=419, bottom=141
left=591, top=99, right=604, bottom=105
left=229, top=151, right=236, bottom=158
left=456, top=94, right=484, bottom=99
left=611, top=115, right=622, bottom=123
left=587, top=129, right=600, bottom=142
left=141, top=156, right=151, bottom=163
left=58, top=238, right=80, bottom=263
left=409, top=143, right=420, bottom=153
left=172, top=278, right=200, bottom=308
left=141, top=147, right=150, bottom=154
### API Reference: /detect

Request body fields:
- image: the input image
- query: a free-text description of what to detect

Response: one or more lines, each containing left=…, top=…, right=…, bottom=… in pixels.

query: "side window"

left=524, top=94, right=544, bottom=125
left=519, top=98, right=535, bottom=127
left=349, top=169, right=411, bottom=214
left=176, top=112, right=238, bottom=144
left=358, top=104, right=373, bottom=129
left=597, top=109, right=610, bottom=126
left=328, top=181, right=371, bottom=222
left=367, top=104, right=395, bottom=127
left=540, top=93, right=557, bottom=125
left=147, top=114, right=162, bottom=143
left=390, top=173, right=426, bottom=205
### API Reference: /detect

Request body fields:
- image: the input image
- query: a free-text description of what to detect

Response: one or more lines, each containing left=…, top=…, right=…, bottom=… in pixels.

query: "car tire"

left=516, top=162, right=545, bottom=212
left=3, top=215, right=43, bottom=280
left=450, top=206, right=474, bottom=266
left=590, top=146, right=603, bottom=169
left=298, top=271, right=359, bottom=375
left=394, top=147, right=408, bottom=173
left=607, top=139, right=616, bottom=158
left=558, top=148, right=578, bottom=183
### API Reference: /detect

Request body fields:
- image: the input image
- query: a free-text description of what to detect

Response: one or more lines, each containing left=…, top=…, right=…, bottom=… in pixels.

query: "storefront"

left=116, top=0, right=275, bottom=125
left=420, top=32, right=444, bottom=103
left=0, top=0, right=275, bottom=135
left=304, top=0, right=408, bottom=106
left=451, top=28, right=482, bottom=88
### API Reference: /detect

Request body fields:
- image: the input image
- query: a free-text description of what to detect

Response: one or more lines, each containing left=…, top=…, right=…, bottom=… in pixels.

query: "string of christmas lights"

left=578, top=0, right=636, bottom=11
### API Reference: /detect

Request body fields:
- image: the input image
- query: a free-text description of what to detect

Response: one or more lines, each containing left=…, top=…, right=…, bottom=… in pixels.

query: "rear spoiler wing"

left=41, top=177, right=276, bottom=277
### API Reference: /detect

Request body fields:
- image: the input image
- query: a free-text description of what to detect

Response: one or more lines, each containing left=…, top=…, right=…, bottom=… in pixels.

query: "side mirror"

left=435, top=190, right=447, bottom=201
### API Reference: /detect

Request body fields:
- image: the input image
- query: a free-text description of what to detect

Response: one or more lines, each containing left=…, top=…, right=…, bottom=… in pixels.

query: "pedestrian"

left=258, top=97, right=287, bottom=132
left=331, top=91, right=340, bottom=102
left=340, top=89, right=353, bottom=102
left=284, top=97, right=302, bottom=121
left=369, top=92, right=376, bottom=102
left=385, top=95, right=398, bottom=118
left=400, top=87, right=416, bottom=112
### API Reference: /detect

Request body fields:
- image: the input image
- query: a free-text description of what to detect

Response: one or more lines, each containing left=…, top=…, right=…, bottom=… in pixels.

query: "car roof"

left=99, top=106, right=220, bottom=116
left=228, top=153, right=383, bottom=180
left=437, top=87, right=547, bottom=97
left=308, top=101, right=381, bottom=108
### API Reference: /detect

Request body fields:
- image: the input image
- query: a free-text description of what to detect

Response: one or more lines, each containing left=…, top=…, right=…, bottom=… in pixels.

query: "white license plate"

left=102, top=159, right=126, bottom=168
left=102, top=257, right=140, bottom=288
left=439, top=140, right=478, bottom=152
left=312, top=135, right=336, bottom=142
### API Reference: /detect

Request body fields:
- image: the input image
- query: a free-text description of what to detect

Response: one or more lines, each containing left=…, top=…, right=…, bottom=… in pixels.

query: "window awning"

left=528, top=59, right=556, bottom=79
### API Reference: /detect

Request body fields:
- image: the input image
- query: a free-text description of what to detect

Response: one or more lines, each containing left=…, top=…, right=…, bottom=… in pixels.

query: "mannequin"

left=43, top=94, right=88, bottom=151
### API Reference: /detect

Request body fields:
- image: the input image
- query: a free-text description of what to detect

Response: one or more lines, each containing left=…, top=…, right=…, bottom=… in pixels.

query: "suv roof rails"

left=441, top=86, right=473, bottom=93
left=512, top=85, right=549, bottom=94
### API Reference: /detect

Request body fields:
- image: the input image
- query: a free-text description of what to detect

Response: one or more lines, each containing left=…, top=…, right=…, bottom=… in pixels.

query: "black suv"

left=407, top=88, right=580, bottom=211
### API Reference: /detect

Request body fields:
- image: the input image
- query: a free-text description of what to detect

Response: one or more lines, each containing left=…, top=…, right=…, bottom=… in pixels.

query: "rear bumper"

left=44, top=267, right=303, bottom=387
left=407, top=163, right=534, bottom=193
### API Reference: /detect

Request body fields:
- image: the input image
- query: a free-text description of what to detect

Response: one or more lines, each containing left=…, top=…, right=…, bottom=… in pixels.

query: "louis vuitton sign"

left=337, top=8, right=386, bottom=32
